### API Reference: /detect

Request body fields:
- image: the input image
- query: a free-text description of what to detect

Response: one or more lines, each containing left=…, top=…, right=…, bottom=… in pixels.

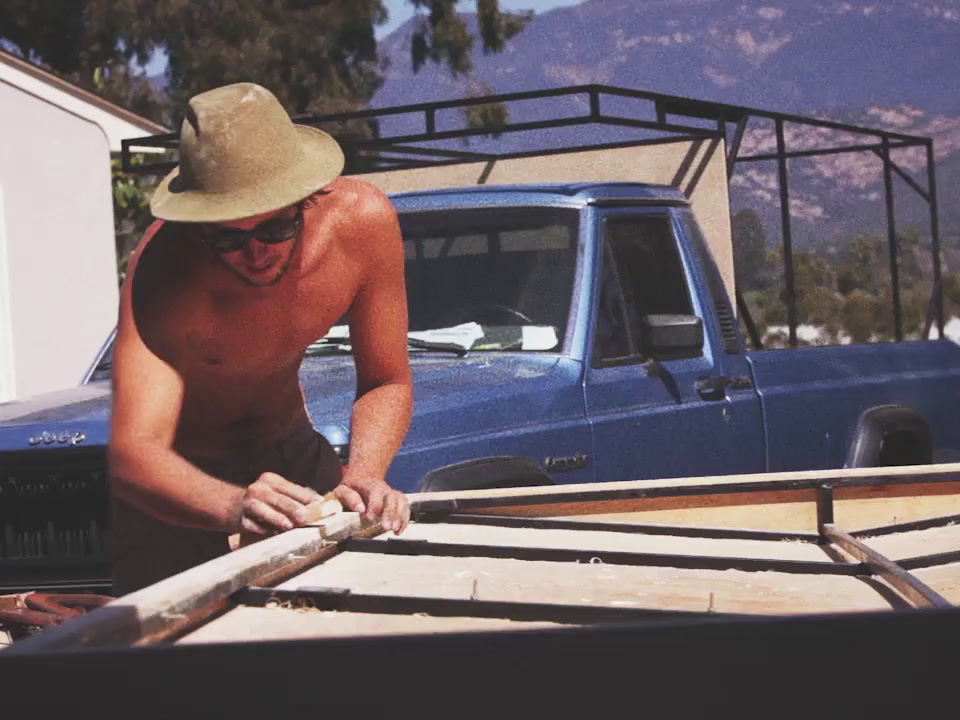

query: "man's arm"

left=109, top=222, right=319, bottom=534
left=337, top=183, right=414, bottom=532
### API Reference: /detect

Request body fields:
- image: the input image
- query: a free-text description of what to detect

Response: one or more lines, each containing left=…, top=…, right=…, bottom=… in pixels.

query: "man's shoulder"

left=326, top=177, right=395, bottom=219
left=318, top=178, right=401, bottom=260
left=126, top=220, right=204, bottom=321
left=128, top=222, right=194, bottom=284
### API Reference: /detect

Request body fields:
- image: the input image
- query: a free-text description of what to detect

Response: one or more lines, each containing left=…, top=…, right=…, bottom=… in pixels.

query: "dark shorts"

left=110, top=418, right=342, bottom=596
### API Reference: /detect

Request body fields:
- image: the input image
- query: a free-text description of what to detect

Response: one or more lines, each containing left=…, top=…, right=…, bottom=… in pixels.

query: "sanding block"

left=228, top=490, right=342, bottom=550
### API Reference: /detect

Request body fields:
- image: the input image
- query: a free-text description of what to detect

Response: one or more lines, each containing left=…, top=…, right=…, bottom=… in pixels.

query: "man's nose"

left=242, top=239, right=271, bottom=263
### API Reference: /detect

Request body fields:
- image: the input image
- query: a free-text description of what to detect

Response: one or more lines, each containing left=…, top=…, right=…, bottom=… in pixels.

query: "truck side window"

left=594, top=216, right=694, bottom=365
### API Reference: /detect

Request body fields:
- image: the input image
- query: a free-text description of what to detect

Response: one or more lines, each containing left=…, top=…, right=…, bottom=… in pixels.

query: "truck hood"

left=0, top=383, right=113, bottom=425
left=300, top=353, right=583, bottom=447
left=0, top=354, right=583, bottom=452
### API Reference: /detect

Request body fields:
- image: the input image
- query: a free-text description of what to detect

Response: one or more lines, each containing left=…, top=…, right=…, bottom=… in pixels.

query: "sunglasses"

left=200, top=203, right=304, bottom=254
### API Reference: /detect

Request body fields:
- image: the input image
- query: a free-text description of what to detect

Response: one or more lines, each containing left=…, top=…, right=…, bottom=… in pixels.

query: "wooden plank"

left=278, top=553, right=898, bottom=615
left=176, top=606, right=562, bottom=644
left=913, top=563, right=960, bottom=604
left=3, top=512, right=370, bottom=654
left=381, top=523, right=834, bottom=562
left=412, top=482, right=960, bottom=534
left=563, top=489, right=960, bottom=533
left=822, top=524, right=952, bottom=609
left=568, top=498, right=818, bottom=532
left=408, top=462, right=960, bottom=508
left=834, top=488, right=960, bottom=532
left=461, top=490, right=820, bottom=526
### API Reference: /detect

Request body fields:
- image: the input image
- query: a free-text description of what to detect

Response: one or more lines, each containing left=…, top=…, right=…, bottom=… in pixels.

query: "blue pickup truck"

left=2, top=181, right=960, bottom=590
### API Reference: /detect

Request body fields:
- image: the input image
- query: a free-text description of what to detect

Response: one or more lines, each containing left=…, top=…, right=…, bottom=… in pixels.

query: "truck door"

left=584, top=208, right=765, bottom=481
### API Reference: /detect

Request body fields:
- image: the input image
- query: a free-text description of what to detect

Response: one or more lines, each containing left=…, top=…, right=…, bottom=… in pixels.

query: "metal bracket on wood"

left=816, top=485, right=835, bottom=537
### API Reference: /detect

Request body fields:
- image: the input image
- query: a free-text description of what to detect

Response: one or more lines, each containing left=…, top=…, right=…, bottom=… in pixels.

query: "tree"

left=2, top=1, right=530, bottom=121
left=111, top=154, right=156, bottom=286
left=841, top=289, right=881, bottom=344
left=83, top=1, right=528, bottom=124
left=0, top=0, right=161, bottom=121
left=731, top=208, right=770, bottom=292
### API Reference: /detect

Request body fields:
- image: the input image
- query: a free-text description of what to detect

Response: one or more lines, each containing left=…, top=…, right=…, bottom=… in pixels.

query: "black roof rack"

left=121, top=84, right=945, bottom=347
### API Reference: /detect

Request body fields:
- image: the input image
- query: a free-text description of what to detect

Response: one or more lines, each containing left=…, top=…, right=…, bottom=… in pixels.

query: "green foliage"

left=731, top=208, right=770, bottom=292
left=734, top=208, right=945, bottom=347
left=461, top=80, right=507, bottom=141
left=111, top=155, right=158, bottom=286
left=410, top=0, right=531, bottom=74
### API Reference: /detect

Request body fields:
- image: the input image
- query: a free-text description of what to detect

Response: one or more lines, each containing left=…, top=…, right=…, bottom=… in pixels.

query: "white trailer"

left=0, top=50, right=166, bottom=402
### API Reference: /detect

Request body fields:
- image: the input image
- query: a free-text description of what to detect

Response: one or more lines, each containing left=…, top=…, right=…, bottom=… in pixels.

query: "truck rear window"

left=398, top=207, right=579, bottom=351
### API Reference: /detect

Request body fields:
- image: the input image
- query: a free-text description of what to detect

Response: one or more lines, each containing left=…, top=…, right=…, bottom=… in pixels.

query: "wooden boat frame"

left=3, top=462, right=960, bottom=710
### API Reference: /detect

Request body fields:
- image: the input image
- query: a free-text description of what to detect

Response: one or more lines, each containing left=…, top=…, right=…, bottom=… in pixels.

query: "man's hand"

left=235, top=472, right=322, bottom=536
left=333, top=477, right=410, bottom=534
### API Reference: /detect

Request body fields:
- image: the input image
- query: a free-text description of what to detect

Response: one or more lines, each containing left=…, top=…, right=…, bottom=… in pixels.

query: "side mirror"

left=641, top=314, right=703, bottom=359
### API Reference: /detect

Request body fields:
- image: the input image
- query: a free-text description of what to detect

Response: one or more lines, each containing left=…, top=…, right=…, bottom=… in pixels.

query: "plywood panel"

left=177, top=606, right=561, bottom=644
left=861, top=524, right=960, bottom=561
left=384, top=523, right=832, bottom=561
left=834, top=492, right=960, bottom=532
left=363, top=140, right=736, bottom=302
left=279, top=554, right=895, bottom=615
left=913, top=563, right=960, bottom=604
left=559, top=500, right=818, bottom=532
left=567, top=491, right=960, bottom=533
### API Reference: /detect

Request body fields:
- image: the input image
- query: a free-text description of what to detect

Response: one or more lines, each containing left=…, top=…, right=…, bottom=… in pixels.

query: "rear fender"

left=845, top=405, right=932, bottom=468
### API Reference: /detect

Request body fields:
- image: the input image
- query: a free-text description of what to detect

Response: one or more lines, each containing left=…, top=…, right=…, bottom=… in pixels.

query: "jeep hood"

left=0, top=354, right=583, bottom=451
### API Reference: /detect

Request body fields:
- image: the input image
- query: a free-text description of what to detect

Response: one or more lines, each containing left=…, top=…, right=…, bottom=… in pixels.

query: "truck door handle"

left=696, top=375, right=753, bottom=400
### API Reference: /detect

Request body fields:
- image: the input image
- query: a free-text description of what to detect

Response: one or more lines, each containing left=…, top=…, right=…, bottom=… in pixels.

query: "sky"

left=376, top=0, right=586, bottom=37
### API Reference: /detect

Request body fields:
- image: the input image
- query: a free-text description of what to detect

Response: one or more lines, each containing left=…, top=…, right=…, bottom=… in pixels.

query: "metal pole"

left=726, top=117, right=748, bottom=180
left=589, top=87, right=600, bottom=120
left=882, top=137, right=903, bottom=342
left=776, top=119, right=798, bottom=347
left=927, top=141, right=945, bottom=337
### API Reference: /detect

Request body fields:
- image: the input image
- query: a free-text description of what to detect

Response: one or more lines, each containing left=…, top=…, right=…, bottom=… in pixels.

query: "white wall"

left=0, top=80, right=118, bottom=401
left=0, top=53, right=165, bottom=152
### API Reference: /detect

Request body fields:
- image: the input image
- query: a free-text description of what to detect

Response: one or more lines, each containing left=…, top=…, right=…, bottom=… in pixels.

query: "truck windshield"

left=392, top=206, right=579, bottom=352
left=88, top=206, right=579, bottom=380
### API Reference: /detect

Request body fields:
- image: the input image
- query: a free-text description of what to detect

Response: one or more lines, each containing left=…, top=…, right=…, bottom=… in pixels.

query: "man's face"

left=203, top=203, right=303, bottom=287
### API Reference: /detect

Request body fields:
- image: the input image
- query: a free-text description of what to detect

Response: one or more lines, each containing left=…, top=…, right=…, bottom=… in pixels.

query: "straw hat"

left=150, top=83, right=344, bottom=223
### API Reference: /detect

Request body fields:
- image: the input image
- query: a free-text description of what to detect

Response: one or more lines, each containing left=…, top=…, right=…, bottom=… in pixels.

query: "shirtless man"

left=107, top=83, right=412, bottom=595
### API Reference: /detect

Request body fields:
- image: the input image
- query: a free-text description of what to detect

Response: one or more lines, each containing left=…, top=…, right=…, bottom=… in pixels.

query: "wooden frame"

left=6, top=461, right=960, bottom=654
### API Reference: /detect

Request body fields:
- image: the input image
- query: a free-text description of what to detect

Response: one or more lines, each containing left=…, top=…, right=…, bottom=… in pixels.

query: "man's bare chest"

left=177, top=275, right=355, bottom=378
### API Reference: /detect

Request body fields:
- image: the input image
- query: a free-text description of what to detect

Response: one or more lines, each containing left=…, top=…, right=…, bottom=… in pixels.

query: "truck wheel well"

left=846, top=405, right=932, bottom=468
left=417, top=456, right=554, bottom=492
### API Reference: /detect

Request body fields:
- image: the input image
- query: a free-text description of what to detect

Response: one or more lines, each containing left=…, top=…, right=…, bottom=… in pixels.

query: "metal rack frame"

left=122, top=84, right=945, bottom=348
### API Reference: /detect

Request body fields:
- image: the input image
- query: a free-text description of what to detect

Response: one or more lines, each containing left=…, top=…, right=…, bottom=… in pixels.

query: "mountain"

left=371, top=0, right=960, bottom=250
